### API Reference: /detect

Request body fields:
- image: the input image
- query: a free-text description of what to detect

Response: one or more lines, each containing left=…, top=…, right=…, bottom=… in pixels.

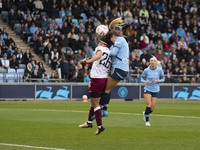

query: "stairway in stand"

left=0, top=19, right=53, bottom=75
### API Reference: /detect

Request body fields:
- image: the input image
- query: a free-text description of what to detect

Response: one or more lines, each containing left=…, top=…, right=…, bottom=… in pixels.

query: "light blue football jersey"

left=110, top=37, right=129, bottom=72
left=141, top=66, right=165, bottom=92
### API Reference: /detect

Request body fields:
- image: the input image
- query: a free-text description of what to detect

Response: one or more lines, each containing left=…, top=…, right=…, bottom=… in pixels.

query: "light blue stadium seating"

left=14, top=23, right=22, bottom=35
left=55, top=18, right=63, bottom=28
left=18, top=74, right=24, bottom=82
left=8, top=68, right=16, bottom=74
left=0, top=68, right=7, bottom=73
left=1, top=11, right=8, bottom=22
left=72, top=19, right=79, bottom=28
left=17, top=68, right=25, bottom=75
left=19, top=64, right=26, bottom=70
left=5, top=73, right=17, bottom=83
left=0, top=74, right=4, bottom=83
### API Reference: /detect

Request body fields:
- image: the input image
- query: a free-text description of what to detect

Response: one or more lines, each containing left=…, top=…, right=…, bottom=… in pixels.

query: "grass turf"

left=0, top=100, right=199, bottom=150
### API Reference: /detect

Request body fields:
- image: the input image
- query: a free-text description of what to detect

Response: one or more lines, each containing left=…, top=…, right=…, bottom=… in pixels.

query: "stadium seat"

left=14, top=23, right=22, bottom=35
left=0, top=74, right=4, bottom=83
left=5, top=73, right=17, bottom=83
left=79, top=13, right=88, bottom=24
left=72, top=19, right=79, bottom=28
left=17, top=74, right=24, bottom=82
left=8, top=68, right=16, bottom=74
left=20, top=11, right=25, bottom=16
left=27, top=36, right=35, bottom=46
left=1, top=11, right=8, bottom=22
left=161, top=33, right=168, bottom=40
left=0, top=68, right=7, bottom=73
left=41, top=11, right=48, bottom=17
left=17, top=68, right=25, bottom=75
left=55, top=18, right=63, bottom=28
left=47, top=18, right=52, bottom=23
left=19, top=64, right=26, bottom=70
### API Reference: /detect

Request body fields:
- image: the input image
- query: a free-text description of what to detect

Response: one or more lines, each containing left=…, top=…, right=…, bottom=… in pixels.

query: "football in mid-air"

left=95, top=25, right=109, bottom=37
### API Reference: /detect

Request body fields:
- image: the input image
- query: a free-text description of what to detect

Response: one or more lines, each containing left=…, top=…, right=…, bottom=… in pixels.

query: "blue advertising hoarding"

left=174, top=86, right=200, bottom=100
left=0, top=83, right=199, bottom=100
left=36, top=85, right=70, bottom=99
left=0, top=85, right=34, bottom=98
left=111, top=86, right=139, bottom=99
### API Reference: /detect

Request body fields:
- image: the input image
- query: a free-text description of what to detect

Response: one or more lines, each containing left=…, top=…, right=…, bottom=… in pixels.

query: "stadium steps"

left=0, top=20, right=53, bottom=75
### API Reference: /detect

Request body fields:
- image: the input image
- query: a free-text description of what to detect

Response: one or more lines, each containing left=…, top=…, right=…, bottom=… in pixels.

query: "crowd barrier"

left=0, top=83, right=200, bottom=101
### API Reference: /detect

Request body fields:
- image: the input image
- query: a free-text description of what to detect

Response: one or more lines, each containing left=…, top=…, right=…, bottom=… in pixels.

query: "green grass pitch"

left=0, top=100, right=200, bottom=150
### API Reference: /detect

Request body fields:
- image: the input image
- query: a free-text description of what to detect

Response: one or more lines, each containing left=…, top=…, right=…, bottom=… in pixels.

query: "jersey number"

left=99, top=52, right=112, bottom=69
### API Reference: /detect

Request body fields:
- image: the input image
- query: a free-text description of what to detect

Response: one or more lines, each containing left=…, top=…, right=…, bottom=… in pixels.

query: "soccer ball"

left=82, top=95, right=88, bottom=103
left=82, top=95, right=88, bottom=100
left=96, top=25, right=109, bottom=37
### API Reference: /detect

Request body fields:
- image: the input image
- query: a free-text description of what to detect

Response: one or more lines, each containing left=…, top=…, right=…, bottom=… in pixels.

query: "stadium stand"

left=0, top=0, right=200, bottom=83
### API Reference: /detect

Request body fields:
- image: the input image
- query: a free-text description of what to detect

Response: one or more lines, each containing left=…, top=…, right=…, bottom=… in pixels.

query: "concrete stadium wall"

left=0, top=83, right=200, bottom=101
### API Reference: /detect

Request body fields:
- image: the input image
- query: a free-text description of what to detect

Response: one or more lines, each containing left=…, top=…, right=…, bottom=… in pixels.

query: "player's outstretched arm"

left=81, top=50, right=102, bottom=64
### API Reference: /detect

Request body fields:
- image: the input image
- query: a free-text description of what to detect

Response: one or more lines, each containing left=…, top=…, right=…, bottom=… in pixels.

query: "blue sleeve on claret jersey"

left=158, top=68, right=165, bottom=83
left=141, top=69, right=147, bottom=83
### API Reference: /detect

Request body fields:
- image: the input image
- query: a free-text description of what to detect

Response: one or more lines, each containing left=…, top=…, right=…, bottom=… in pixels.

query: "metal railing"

left=127, top=74, right=199, bottom=83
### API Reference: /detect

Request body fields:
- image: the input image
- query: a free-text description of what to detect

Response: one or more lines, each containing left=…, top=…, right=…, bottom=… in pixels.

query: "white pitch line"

left=0, top=108, right=200, bottom=119
left=0, top=143, right=68, bottom=150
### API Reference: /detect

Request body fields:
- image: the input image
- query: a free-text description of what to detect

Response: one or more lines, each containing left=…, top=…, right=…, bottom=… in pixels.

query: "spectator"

left=139, top=13, right=148, bottom=25
left=24, top=9, right=32, bottom=21
left=132, top=56, right=142, bottom=70
left=30, top=23, right=38, bottom=34
left=68, top=34, right=78, bottom=52
left=178, top=37, right=188, bottom=49
left=40, top=15, right=48, bottom=30
left=27, top=0, right=35, bottom=11
left=59, top=7, right=66, bottom=19
left=75, top=49, right=84, bottom=62
left=58, top=55, right=69, bottom=82
left=139, top=5, right=149, bottom=18
left=23, top=49, right=32, bottom=64
left=33, top=0, right=44, bottom=10
left=8, top=8, right=16, bottom=30
left=43, top=43, right=52, bottom=65
left=176, top=25, right=186, bottom=37
left=156, top=49, right=164, bottom=62
left=1, top=54, right=10, bottom=69
left=181, top=76, right=189, bottom=83
left=76, top=62, right=84, bottom=82
left=59, top=34, right=69, bottom=49
left=140, top=50, right=150, bottom=62
left=5, top=35, right=15, bottom=47
left=84, top=72, right=90, bottom=83
left=93, top=17, right=101, bottom=28
left=50, top=48, right=59, bottom=70
left=38, top=62, right=46, bottom=74
left=50, top=71, right=59, bottom=82
left=72, top=4, right=81, bottom=19
left=15, top=48, right=23, bottom=64
left=31, top=66, right=42, bottom=81
left=61, top=22, right=70, bottom=35
left=10, top=54, right=19, bottom=69
left=140, top=32, right=149, bottom=44
left=69, top=59, right=75, bottom=81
